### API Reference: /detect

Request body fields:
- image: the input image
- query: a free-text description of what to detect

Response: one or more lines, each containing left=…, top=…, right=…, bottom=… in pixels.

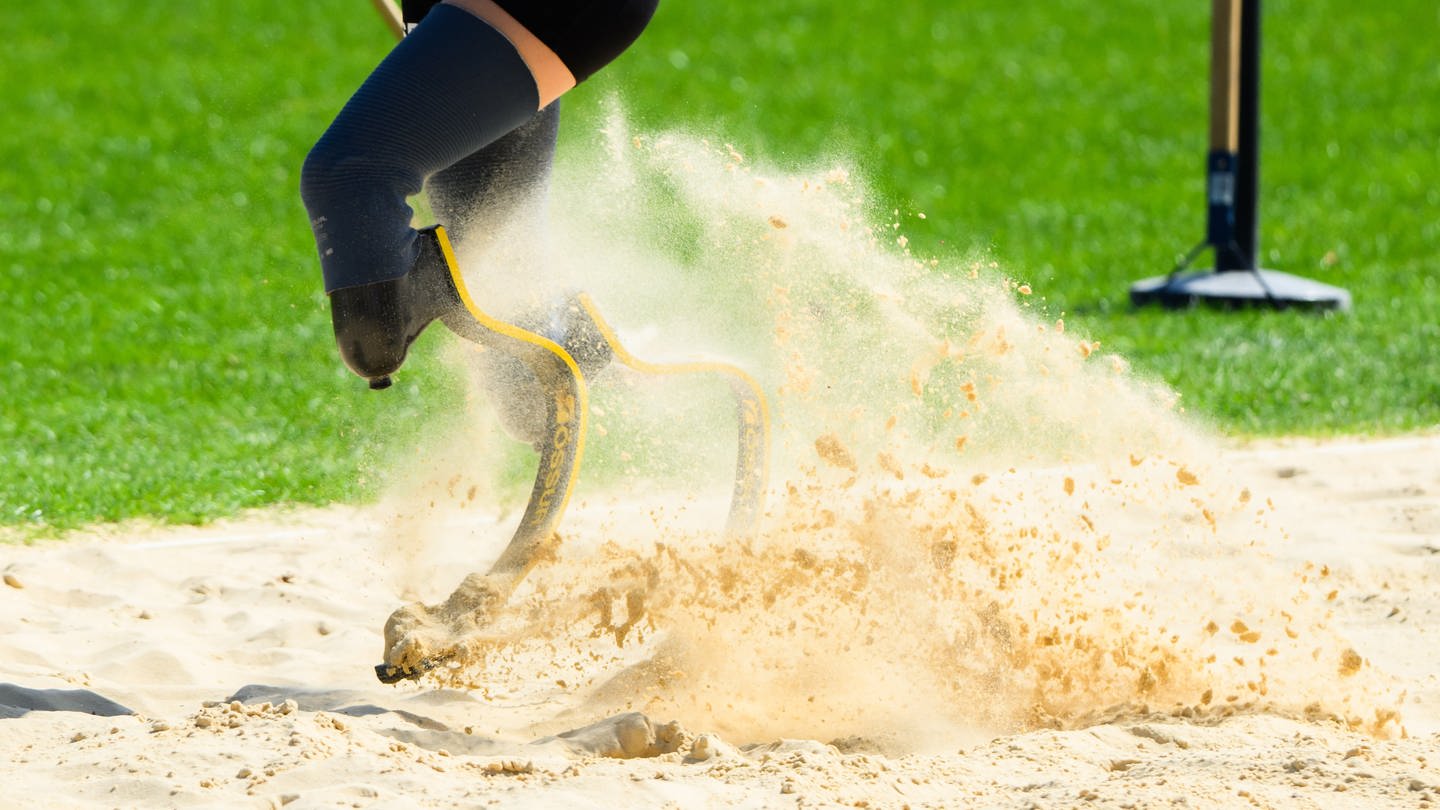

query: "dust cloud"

left=382, top=109, right=1402, bottom=749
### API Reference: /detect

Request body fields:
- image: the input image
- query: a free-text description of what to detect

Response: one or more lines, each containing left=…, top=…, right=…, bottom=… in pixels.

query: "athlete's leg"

left=301, top=4, right=538, bottom=295
left=299, top=0, right=659, bottom=387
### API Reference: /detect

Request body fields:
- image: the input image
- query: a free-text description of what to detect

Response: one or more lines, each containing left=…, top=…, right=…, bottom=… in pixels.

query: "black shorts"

left=403, top=0, right=659, bottom=82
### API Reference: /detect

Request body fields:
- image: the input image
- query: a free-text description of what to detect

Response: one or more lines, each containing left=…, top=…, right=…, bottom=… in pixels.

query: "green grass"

left=581, top=0, right=1440, bottom=433
left=1, top=1, right=463, bottom=530
left=2, top=0, right=1436, bottom=530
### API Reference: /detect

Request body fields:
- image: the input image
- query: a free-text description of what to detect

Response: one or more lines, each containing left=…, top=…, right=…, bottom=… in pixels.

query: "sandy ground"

left=1, top=433, right=1438, bottom=809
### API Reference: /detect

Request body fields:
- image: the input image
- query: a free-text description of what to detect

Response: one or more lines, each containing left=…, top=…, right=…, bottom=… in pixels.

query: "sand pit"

left=6, top=128, right=1438, bottom=807
left=1, top=436, right=1438, bottom=807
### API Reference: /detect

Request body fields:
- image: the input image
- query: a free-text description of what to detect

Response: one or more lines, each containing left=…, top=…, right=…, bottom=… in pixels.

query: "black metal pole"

left=1129, top=0, right=1350, bottom=310
left=1227, top=0, right=1261, bottom=271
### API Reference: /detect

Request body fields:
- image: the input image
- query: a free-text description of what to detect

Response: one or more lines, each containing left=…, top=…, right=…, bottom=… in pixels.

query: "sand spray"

left=376, top=108, right=1402, bottom=747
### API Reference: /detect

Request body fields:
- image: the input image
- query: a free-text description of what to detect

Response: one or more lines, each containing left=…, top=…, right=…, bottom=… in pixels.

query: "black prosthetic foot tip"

left=374, top=663, right=414, bottom=684
left=369, top=375, right=393, bottom=390
left=374, top=659, right=433, bottom=684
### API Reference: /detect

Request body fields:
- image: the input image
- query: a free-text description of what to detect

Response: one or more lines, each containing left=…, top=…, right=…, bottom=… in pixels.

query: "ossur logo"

left=527, top=391, right=579, bottom=528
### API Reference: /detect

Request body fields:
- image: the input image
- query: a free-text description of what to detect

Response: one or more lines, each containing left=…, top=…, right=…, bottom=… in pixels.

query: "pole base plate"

left=1130, top=269, right=1351, bottom=312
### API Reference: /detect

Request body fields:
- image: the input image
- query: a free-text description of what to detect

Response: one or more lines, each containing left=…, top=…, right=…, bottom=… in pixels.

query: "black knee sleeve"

left=300, top=3, right=539, bottom=293
left=426, top=101, right=561, bottom=248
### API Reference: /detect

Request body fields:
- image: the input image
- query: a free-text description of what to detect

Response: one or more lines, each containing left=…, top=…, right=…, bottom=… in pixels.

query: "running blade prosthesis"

left=371, top=226, right=770, bottom=684
left=364, top=1, right=767, bottom=683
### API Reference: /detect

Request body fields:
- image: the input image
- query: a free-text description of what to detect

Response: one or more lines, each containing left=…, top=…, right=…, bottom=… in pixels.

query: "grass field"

left=3, top=0, right=1436, bottom=530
